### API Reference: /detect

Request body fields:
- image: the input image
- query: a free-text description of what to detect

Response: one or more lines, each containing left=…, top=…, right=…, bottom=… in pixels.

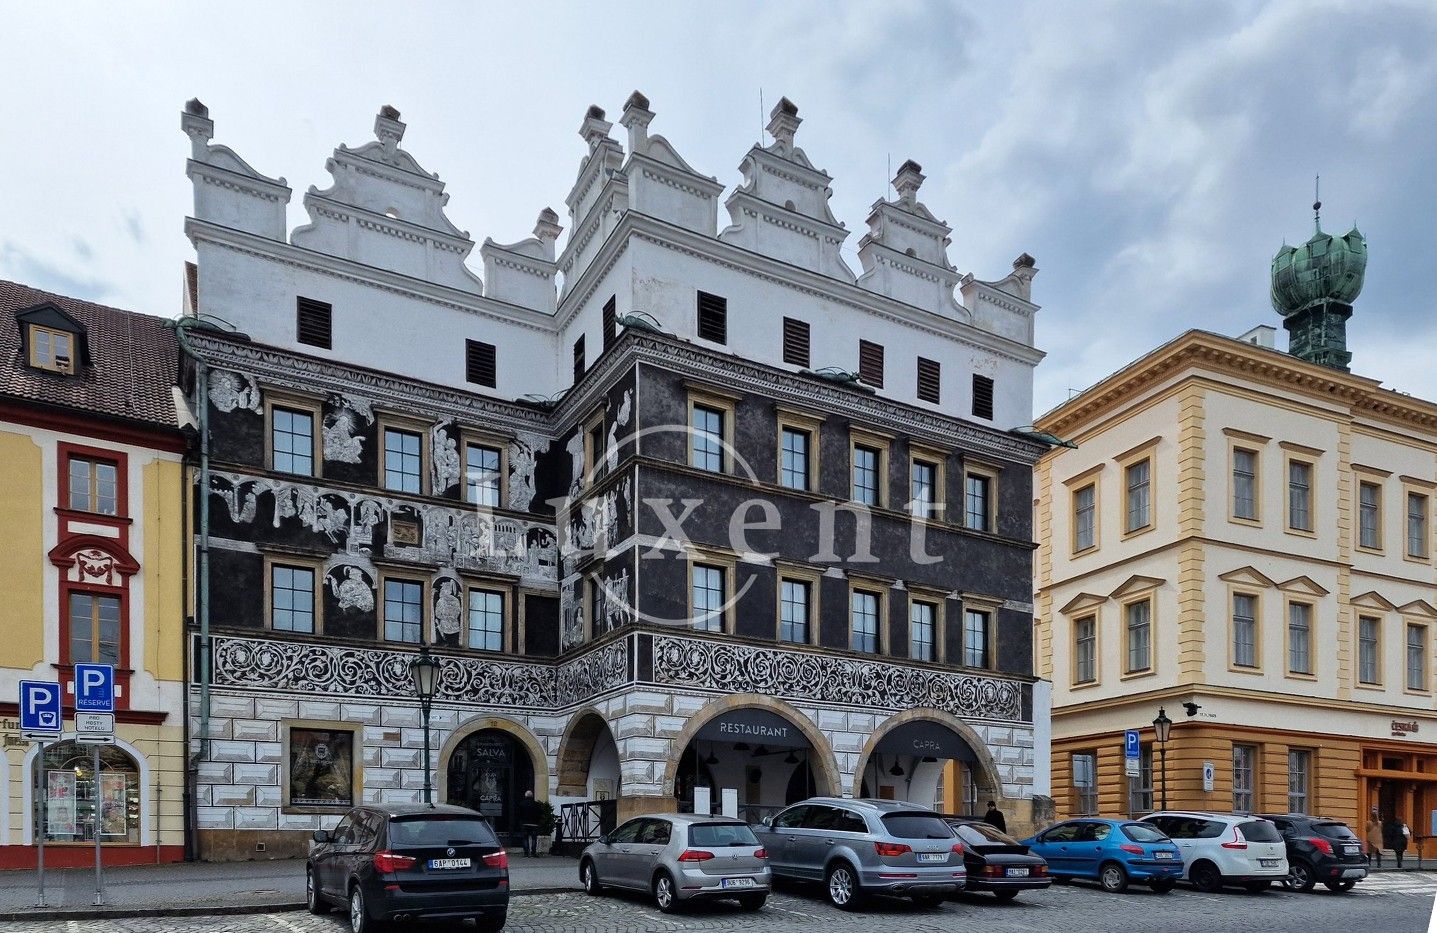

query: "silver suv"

left=754, top=798, right=965, bottom=910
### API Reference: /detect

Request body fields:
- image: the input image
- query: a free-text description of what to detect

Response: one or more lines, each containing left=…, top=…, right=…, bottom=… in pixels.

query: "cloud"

left=0, top=241, right=115, bottom=302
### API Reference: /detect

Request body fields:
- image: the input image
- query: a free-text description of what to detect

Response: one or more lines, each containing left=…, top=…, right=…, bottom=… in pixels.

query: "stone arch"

left=661, top=694, right=841, bottom=798
left=555, top=706, right=618, bottom=797
left=438, top=714, right=551, bottom=803
left=850, top=707, right=1004, bottom=802
left=23, top=733, right=152, bottom=845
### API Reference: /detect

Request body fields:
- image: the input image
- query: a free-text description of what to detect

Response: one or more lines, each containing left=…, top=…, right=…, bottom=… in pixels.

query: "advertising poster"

left=46, top=770, right=77, bottom=836
left=289, top=728, right=354, bottom=807
left=100, top=773, right=128, bottom=836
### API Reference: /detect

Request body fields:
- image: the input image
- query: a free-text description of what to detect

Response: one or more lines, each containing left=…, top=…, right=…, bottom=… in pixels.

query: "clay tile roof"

left=0, top=279, right=181, bottom=430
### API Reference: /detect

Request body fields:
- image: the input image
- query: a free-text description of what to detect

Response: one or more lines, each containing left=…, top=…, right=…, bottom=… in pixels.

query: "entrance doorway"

left=675, top=707, right=822, bottom=824
left=446, top=729, right=535, bottom=841
left=857, top=718, right=991, bottom=813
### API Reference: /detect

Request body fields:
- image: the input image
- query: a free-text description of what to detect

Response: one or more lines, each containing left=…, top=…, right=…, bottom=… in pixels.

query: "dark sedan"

left=941, top=817, right=1051, bottom=901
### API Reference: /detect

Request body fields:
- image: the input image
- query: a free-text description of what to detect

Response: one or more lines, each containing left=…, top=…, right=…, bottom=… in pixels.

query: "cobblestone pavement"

left=6, top=875, right=1436, bottom=933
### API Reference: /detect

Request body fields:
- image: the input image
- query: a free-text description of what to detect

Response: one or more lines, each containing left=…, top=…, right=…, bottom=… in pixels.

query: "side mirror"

left=760, top=816, right=773, bottom=828
left=597, top=834, right=610, bottom=846
left=312, top=830, right=330, bottom=844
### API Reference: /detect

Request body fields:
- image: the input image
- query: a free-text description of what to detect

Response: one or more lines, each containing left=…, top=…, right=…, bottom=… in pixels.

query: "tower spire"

left=1313, top=175, right=1322, bottom=233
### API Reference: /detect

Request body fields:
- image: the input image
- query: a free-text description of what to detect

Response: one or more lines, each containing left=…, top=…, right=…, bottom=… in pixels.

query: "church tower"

left=1270, top=193, right=1367, bottom=371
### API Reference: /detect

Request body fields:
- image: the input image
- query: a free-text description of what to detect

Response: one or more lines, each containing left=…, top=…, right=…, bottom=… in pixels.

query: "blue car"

left=1021, top=818, right=1183, bottom=893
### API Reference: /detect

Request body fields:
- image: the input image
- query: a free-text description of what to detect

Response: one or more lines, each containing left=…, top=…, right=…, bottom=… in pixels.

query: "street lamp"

left=409, top=646, right=441, bottom=806
left=1152, top=707, right=1173, bottom=811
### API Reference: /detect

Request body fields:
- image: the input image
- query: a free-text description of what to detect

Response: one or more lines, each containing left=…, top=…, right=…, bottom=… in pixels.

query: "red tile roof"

left=0, top=280, right=181, bottom=429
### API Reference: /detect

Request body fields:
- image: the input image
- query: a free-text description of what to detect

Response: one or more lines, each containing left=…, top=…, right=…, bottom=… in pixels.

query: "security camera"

left=1182, top=702, right=1201, bottom=717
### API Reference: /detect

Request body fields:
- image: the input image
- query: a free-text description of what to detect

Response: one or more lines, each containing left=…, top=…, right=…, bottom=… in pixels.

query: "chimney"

left=181, top=98, right=214, bottom=161
left=619, top=90, right=654, bottom=155
left=766, top=97, right=801, bottom=156
left=1237, top=324, right=1276, bottom=349
left=374, top=105, right=405, bottom=157
left=533, top=208, right=563, bottom=261
left=892, top=159, right=924, bottom=207
left=579, top=105, right=613, bottom=152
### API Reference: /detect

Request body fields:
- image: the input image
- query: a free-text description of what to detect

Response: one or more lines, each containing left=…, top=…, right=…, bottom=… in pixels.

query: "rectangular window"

left=1408, top=623, right=1428, bottom=691
left=916, top=357, right=941, bottom=404
left=910, top=459, right=938, bottom=520
left=465, top=339, right=496, bottom=387
left=780, top=427, right=811, bottom=491
left=850, top=590, right=880, bottom=653
left=296, top=297, right=332, bottom=349
left=963, top=609, right=989, bottom=668
left=1288, top=460, right=1313, bottom=531
left=465, top=443, right=502, bottom=508
left=858, top=340, right=885, bottom=388
left=691, top=404, right=725, bottom=472
left=1125, top=459, right=1151, bottom=533
left=383, top=579, right=424, bottom=643
left=467, top=589, right=504, bottom=652
left=1408, top=492, right=1429, bottom=558
left=68, top=456, right=119, bottom=515
left=586, top=578, right=601, bottom=639
left=1074, top=615, right=1097, bottom=684
left=1359, top=481, right=1381, bottom=549
left=29, top=325, right=75, bottom=373
left=1129, top=745, right=1154, bottom=816
left=852, top=444, right=881, bottom=506
left=287, top=727, right=355, bottom=809
left=965, top=471, right=992, bottom=531
left=1287, top=750, right=1311, bottom=813
left=1125, top=600, right=1152, bottom=673
left=1233, top=448, right=1258, bottom=520
left=779, top=579, right=811, bottom=644
left=1073, top=483, right=1096, bottom=552
left=782, top=317, right=810, bottom=368
left=602, top=296, right=617, bottom=349
left=1072, top=752, right=1098, bottom=816
left=1232, top=744, right=1256, bottom=813
left=910, top=600, right=936, bottom=662
left=572, top=334, right=586, bottom=383
left=1232, top=593, right=1258, bottom=668
left=1358, top=616, right=1381, bottom=685
left=696, top=291, right=727, bottom=343
left=971, top=374, right=994, bottom=420
left=1288, top=602, right=1313, bottom=674
left=383, top=428, right=423, bottom=493
left=692, top=564, right=726, bottom=632
left=271, top=565, right=316, bottom=633
left=271, top=406, right=315, bottom=476
left=586, top=418, right=607, bottom=483
left=68, top=593, right=121, bottom=665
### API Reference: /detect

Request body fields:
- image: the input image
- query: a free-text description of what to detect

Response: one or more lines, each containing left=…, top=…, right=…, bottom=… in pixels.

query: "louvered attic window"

left=916, top=357, right=941, bottom=404
left=972, top=374, right=995, bottom=420
left=466, top=339, right=496, bottom=387
left=696, top=291, right=727, bottom=344
left=602, top=296, right=617, bottom=350
left=858, top=340, right=885, bottom=388
left=782, top=317, right=810, bottom=368
left=296, top=297, right=332, bottom=349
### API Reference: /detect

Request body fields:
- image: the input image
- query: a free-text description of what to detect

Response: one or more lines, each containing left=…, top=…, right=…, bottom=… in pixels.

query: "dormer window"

left=16, top=303, right=89, bottom=376
left=31, top=326, right=75, bottom=373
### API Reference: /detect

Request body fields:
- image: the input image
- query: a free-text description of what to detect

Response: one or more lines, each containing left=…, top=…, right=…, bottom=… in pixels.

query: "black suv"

left=308, top=803, right=509, bottom=932
left=1258, top=814, right=1368, bottom=893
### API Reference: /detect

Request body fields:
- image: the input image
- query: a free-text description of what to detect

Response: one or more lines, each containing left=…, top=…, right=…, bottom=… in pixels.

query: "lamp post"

left=1153, top=707, right=1173, bottom=811
left=409, top=646, right=441, bottom=806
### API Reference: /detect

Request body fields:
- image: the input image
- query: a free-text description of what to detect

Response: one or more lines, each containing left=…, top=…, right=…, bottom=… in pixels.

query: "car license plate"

left=1342, top=868, right=1366, bottom=879
left=721, top=877, right=756, bottom=889
left=1258, top=859, right=1280, bottom=869
left=1006, top=867, right=1030, bottom=877
left=428, top=858, right=471, bottom=870
left=1343, top=845, right=1360, bottom=856
left=1155, top=851, right=1174, bottom=859
left=917, top=853, right=947, bottom=863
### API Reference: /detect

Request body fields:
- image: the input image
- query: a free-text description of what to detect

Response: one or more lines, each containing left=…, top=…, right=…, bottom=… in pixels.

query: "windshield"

left=1121, top=823, right=1170, bottom=843
left=388, top=817, right=496, bottom=847
left=954, top=822, right=1020, bottom=846
left=882, top=814, right=955, bottom=840
left=689, top=823, right=759, bottom=847
left=1237, top=821, right=1283, bottom=843
left=1313, top=822, right=1359, bottom=841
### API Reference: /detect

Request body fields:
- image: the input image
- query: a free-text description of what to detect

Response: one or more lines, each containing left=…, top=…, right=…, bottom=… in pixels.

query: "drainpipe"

left=171, top=320, right=213, bottom=772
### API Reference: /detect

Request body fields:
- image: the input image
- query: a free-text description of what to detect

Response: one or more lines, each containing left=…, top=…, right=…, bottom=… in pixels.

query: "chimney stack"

left=620, top=90, right=654, bottom=155
left=766, top=97, right=801, bottom=156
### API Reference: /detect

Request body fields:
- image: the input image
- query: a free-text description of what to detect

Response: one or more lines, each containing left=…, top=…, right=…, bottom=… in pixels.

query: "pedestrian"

left=518, top=789, right=541, bottom=857
left=1366, top=809, right=1384, bottom=868
left=1383, top=815, right=1407, bottom=869
left=983, top=799, right=1007, bottom=834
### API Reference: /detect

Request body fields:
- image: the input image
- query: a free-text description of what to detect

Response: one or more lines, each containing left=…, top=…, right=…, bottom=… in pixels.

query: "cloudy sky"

left=3, top=1, right=1434, bottom=416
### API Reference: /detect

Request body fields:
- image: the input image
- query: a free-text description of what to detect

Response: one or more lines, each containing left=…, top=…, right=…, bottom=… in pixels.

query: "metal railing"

left=556, top=800, right=618, bottom=846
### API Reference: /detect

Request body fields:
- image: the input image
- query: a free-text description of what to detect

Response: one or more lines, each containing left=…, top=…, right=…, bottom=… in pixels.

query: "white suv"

left=1140, top=812, right=1288, bottom=893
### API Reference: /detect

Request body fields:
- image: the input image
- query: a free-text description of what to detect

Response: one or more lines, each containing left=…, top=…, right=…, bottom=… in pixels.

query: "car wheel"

left=1149, top=879, right=1176, bottom=894
left=911, top=892, right=944, bottom=908
left=993, top=889, right=1020, bottom=902
left=1100, top=862, right=1129, bottom=893
left=653, top=871, right=680, bottom=913
left=1324, top=880, right=1356, bottom=893
left=1190, top=861, right=1223, bottom=893
left=826, top=862, right=862, bottom=911
left=738, top=893, right=767, bottom=911
left=349, top=884, right=382, bottom=933
left=580, top=859, right=604, bottom=896
left=1288, top=860, right=1315, bottom=892
left=306, top=867, right=329, bottom=915
left=1242, top=880, right=1271, bottom=893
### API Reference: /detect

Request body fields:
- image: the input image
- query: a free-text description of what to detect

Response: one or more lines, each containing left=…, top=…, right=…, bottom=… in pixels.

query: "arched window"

left=35, top=742, right=141, bottom=844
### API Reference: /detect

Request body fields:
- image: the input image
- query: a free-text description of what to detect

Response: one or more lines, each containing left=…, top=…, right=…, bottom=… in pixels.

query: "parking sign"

left=1124, top=729, right=1140, bottom=758
left=19, top=681, right=62, bottom=738
left=74, top=663, right=115, bottom=713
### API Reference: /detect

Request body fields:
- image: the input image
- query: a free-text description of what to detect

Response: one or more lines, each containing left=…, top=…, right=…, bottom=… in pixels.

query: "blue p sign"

left=1124, top=729, right=1141, bottom=759
left=74, top=663, right=115, bottom=713
left=19, top=681, right=62, bottom=735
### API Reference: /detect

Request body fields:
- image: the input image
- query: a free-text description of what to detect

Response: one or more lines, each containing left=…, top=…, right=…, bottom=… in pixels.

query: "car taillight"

left=1033, top=864, right=1048, bottom=875
left=482, top=850, right=509, bottom=869
left=983, top=864, right=1003, bottom=876
left=753, top=848, right=768, bottom=860
left=874, top=842, right=913, bottom=858
left=1309, top=837, right=1332, bottom=857
left=951, top=843, right=965, bottom=855
left=677, top=850, right=715, bottom=862
left=1119, top=844, right=1144, bottom=855
left=372, top=851, right=417, bottom=873
left=1220, top=828, right=1248, bottom=850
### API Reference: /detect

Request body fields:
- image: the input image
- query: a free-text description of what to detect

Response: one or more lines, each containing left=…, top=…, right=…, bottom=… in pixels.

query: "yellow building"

left=0, top=281, right=187, bottom=868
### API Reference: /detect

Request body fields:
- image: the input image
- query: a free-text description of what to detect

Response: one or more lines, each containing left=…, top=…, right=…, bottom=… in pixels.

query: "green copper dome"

left=1270, top=221, right=1367, bottom=317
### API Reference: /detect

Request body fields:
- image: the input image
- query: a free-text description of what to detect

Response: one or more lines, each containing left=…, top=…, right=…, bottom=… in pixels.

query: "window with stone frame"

left=1288, top=602, right=1313, bottom=675
left=1125, top=599, right=1152, bottom=674
left=779, top=578, right=811, bottom=644
left=691, top=563, right=726, bottom=632
left=1072, top=752, right=1098, bottom=816
left=383, top=427, right=423, bottom=494
left=910, top=599, right=937, bottom=662
left=850, top=589, right=881, bottom=653
left=1074, top=615, right=1097, bottom=684
left=383, top=578, right=424, bottom=644
left=963, top=608, right=990, bottom=668
left=467, top=588, right=504, bottom=652
left=1358, top=615, right=1381, bottom=685
left=1232, top=744, right=1256, bottom=813
left=1125, top=459, right=1151, bottom=533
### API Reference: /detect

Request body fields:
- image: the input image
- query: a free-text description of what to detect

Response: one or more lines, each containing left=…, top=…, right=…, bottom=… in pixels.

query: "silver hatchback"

left=579, top=814, right=771, bottom=913
left=754, top=798, right=965, bottom=910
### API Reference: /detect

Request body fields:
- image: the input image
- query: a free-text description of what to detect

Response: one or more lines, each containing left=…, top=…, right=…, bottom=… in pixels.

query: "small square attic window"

left=16, top=303, right=89, bottom=375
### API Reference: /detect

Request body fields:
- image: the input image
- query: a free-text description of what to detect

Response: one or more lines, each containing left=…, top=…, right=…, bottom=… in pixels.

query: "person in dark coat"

left=983, top=800, right=1007, bottom=834
left=518, top=789, right=542, bottom=857
left=1383, top=816, right=1407, bottom=868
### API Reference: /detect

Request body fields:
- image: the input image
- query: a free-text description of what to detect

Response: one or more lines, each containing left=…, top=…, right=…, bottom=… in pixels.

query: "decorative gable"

left=1398, top=599, right=1437, bottom=619
left=1276, top=575, right=1330, bottom=597
left=619, top=91, right=724, bottom=237
left=480, top=209, right=564, bottom=314
left=1107, top=574, right=1165, bottom=600
left=1351, top=591, right=1399, bottom=612
left=181, top=98, right=292, bottom=240
left=1217, top=566, right=1278, bottom=589
left=1059, top=592, right=1107, bottom=615
left=856, top=160, right=967, bottom=319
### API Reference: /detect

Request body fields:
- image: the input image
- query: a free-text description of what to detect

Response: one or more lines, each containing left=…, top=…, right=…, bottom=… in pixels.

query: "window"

left=1408, top=623, right=1429, bottom=691
left=69, top=593, right=121, bottom=665
left=691, top=564, right=726, bottom=632
left=1288, top=602, right=1313, bottom=675
left=852, top=444, right=882, bottom=506
left=965, top=470, right=992, bottom=531
left=782, top=317, right=810, bottom=368
left=858, top=340, right=884, bottom=387
left=271, top=565, right=316, bottom=634
left=1232, top=593, right=1258, bottom=668
left=465, top=339, right=496, bottom=387
left=1408, top=492, right=1429, bottom=558
left=602, top=296, right=617, bottom=349
left=68, top=456, right=119, bottom=515
left=466, top=443, right=502, bottom=507
left=690, top=404, right=725, bottom=472
left=1287, top=750, right=1311, bottom=813
left=963, top=608, right=990, bottom=668
left=779, top=578, right=811, bottom=644
left=1232, top=745, right=1256, bottom=813
left=1359, top=481, right=1381, bottom=549
left=916, top=357, right=941, bottom=404
left=1233, top=448, right=1258, bottom=520
left=1129, top=745, right=1154, bottom=815
left=1074, top=615, right=1097, bottom=684
left=910, top=600, right=937, bottom=662
left=286, top=726, right=356, bottom=810
left=696, top=291, right=727, bottom=343
left=1125, top=459, right=1151, bottom=533
left=572, top=334, right=586, bottom=382
left=1072, top=753, right=1098, bottom=816
left=585, top=416, right=607, bottom=483
left=850, top=590, right=880, bottom=653
left=1073, top=484, right=1096, bottom=552
left=383, top=428, right=423, bottom=494
left=586, top=577, right=602, bottom=639
left=468, top=589, right=504, bottom=651
left=296, top=297, right=332, bottom=349
left=1358, top=616, right=1381, bottom=685
left=1125, top=600, right=1152, bottom=673
left=383, top=579, right=424, bottom=643
left=1288, top=460, right=1313, bottom=531
left=780, top=427, right=811, bottom=491
left=971, top=374, right=994, bottom=420
left=34, top=743, right=141, bottom=843
left=271, top=406, right=315, bottom=476
left=29, top=324, right=75, bottom=373
left=911, top=458, right=938, bottom=520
